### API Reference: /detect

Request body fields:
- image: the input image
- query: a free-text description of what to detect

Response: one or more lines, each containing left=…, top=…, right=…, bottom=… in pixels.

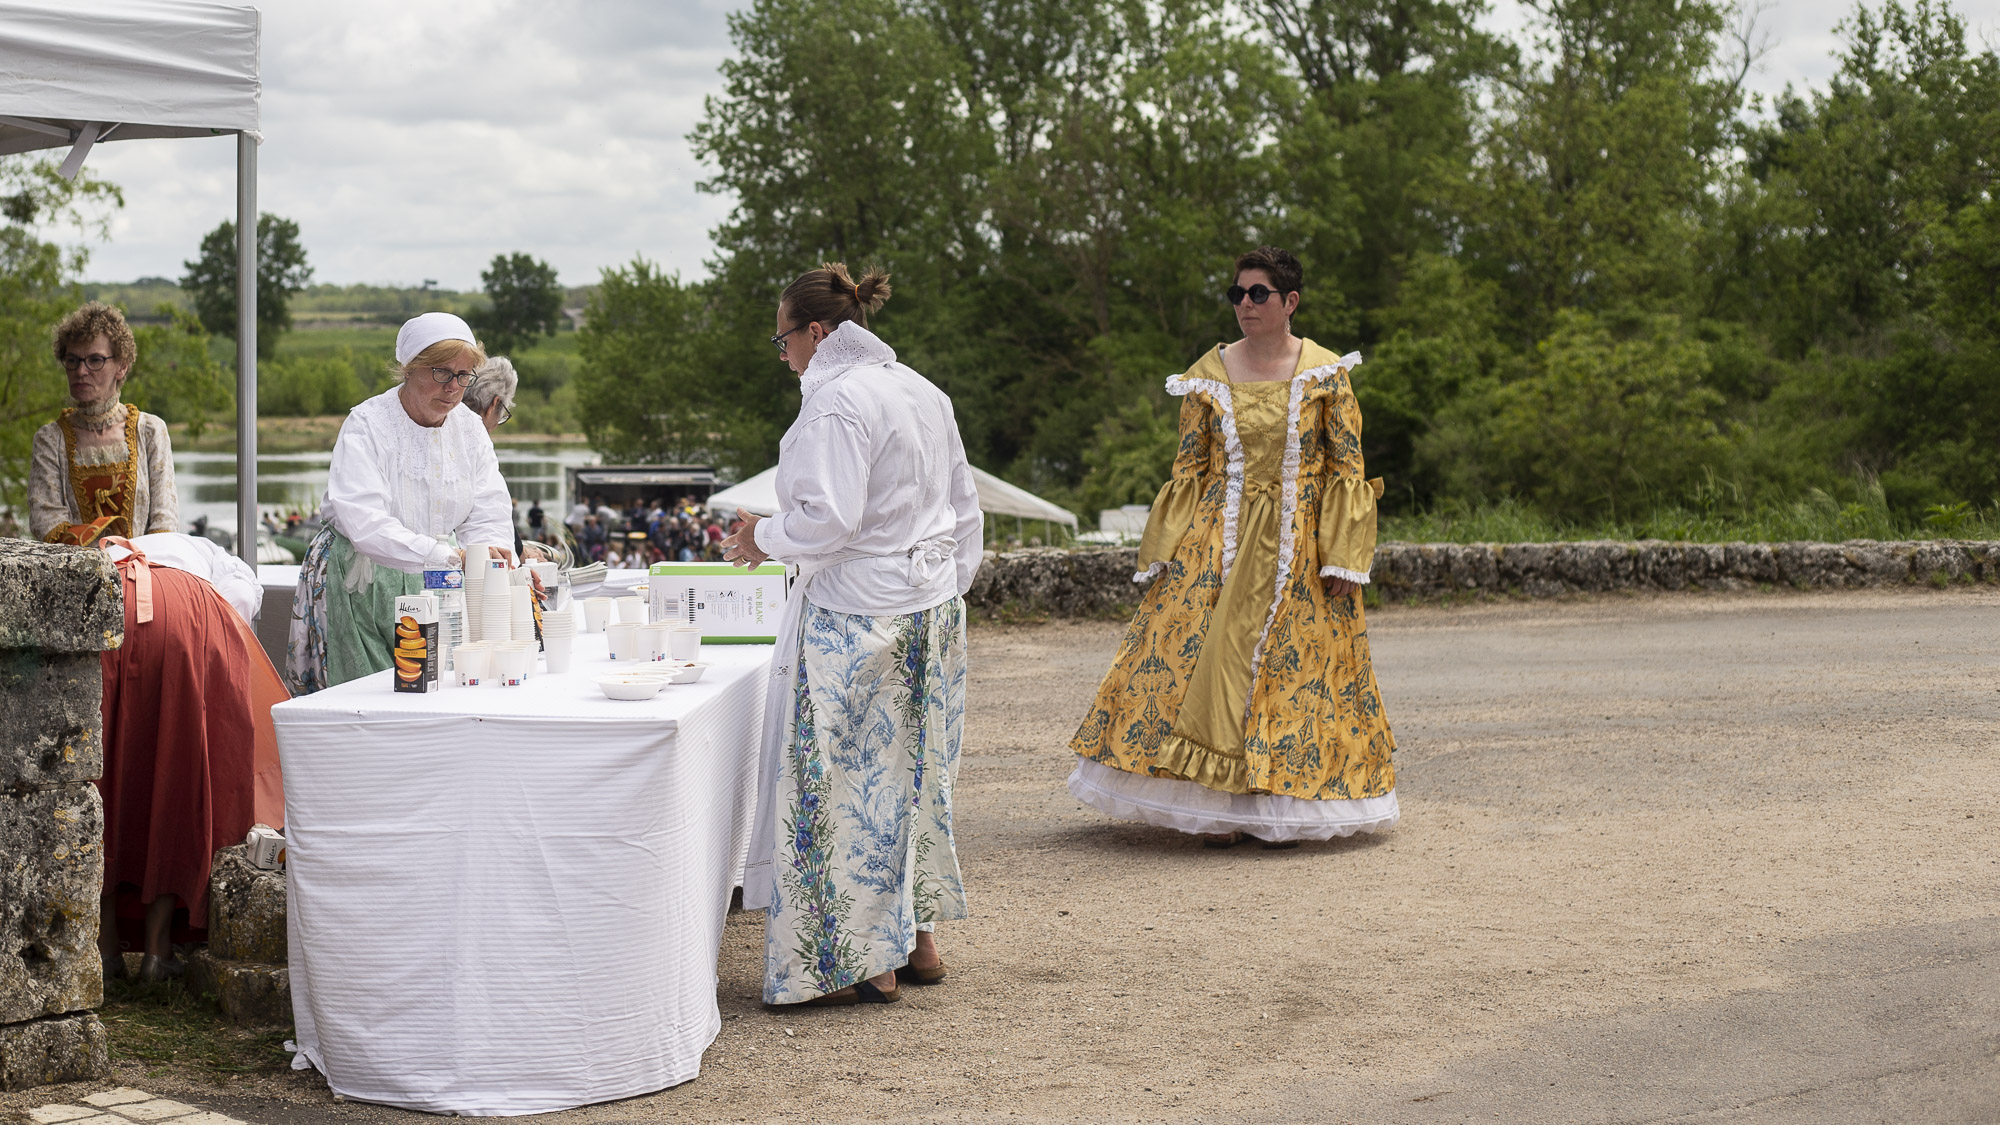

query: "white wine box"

left=647, top=562, right=790, bottom=644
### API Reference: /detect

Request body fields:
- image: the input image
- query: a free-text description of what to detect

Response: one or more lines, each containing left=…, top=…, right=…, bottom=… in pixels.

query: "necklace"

left=71, top=397, right=127, bottom=435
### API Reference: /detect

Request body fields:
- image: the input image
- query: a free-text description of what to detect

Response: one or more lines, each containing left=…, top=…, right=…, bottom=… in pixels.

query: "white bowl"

left=596, top=676, right=666, bottom=701
left=665, top=662, right=708, bottom=684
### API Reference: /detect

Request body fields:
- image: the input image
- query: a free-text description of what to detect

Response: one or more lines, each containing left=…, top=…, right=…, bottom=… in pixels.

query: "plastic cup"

left=668, top=626, right=701, bottom=661
left=606, top=622, right=638, bottom=662
left=454, top=643, right=492, bottom=687
left=544, top=634, right=574, bottom=674
left=583, top=597, right=612, bottom=633
left=616, top=595, right=646, bottom=624
left=494, top=643, right=532, bottom=687
left=635, top=623, right=668, bottom=662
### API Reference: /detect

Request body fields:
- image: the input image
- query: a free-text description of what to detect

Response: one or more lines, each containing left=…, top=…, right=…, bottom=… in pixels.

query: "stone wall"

left=964, top=539, right=2000, bottom=616
left=185, top=846, right=290, bottom=1027
left=0, top=539, right=122, bottom=1090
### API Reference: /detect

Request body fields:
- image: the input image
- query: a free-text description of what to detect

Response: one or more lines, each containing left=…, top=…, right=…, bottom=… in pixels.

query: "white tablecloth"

left=273, top=631, right=772, bottom=1116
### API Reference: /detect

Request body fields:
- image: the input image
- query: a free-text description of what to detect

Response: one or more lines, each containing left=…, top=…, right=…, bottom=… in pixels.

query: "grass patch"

left=100, top=978, right=294, bottom=1081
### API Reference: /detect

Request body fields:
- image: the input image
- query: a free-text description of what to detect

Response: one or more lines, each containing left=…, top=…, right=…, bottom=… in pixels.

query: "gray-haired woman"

left=464, top=356, right=518, bottom=434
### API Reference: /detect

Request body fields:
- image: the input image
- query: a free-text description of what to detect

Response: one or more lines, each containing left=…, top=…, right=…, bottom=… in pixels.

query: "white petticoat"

left=1067, top=756, right=1398, bottom=841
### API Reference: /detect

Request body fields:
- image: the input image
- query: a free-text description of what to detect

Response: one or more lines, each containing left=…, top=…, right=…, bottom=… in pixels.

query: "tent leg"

left=235, top=132, right=258, bottom=563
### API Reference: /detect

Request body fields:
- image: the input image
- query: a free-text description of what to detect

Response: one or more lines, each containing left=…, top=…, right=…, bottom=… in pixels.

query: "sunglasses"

left=62, top=353, right=115, bottom=372
left=1226, top=284, right=1291, bottom=306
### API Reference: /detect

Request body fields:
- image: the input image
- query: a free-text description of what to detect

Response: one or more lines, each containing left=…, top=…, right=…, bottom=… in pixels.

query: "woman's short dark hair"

left=53, top=302, right=137, bottom=366
left=1234, top=246, right=1303, bottom=295
left=780, top=261, right=892, bottom=330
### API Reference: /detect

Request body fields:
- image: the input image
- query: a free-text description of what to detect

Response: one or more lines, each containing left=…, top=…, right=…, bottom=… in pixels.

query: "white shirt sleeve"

left=321, top=415, right=448, bottom=573
left=193, top=536, right=261, bottom=623
left=455, top=425, right=516, bottom=554
left=753, top=415, right=870, bottom=562
left=943, top=412, right=984, bottom=596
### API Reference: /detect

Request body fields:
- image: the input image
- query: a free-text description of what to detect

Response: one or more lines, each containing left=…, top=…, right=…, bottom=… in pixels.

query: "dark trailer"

left=565, top=465, right=720, bottom=514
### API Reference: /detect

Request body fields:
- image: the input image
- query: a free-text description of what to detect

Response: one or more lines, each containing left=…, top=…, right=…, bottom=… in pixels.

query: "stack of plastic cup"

left=583, top=597, right=613, bottom=633
left=461, top=546, right=487, bottom=643
left=481, top=561, right=513, bottom=644
left=541, top=605, right=576, bottom=673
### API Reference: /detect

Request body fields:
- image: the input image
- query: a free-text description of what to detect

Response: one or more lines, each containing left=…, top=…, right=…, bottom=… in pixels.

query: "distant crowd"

left=555, top=495, right=734, bottom=568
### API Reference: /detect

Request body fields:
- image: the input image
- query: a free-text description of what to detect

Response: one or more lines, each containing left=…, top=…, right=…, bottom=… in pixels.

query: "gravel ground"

left=9, top=587, right=1998, bottom=1123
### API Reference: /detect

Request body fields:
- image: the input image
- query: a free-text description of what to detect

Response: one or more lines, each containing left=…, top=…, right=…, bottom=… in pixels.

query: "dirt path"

left=14, top=588, right=1998, bottom=1123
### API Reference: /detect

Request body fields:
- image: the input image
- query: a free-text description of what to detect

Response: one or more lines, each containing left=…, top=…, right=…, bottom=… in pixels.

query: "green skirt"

left=287, top=527, right=428, bottom=694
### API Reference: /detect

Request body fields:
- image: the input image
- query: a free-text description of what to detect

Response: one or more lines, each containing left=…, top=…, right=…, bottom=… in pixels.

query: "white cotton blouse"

left=319, top=385, right=514, bottom=574
left=105, top=531, right=262, bottom=624
left=751, top=322, right=984, bottom=617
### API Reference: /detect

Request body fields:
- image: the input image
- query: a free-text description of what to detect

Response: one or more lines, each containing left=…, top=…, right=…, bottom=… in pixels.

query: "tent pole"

left=234, top=132, right=257, bottom=562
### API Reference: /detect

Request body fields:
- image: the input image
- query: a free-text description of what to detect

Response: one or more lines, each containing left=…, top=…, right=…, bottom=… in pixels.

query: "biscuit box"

left=392, top=593, right=440, bottom=692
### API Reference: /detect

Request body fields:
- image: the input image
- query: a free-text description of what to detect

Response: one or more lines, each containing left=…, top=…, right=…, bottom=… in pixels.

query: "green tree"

left=472, top=252, right=564, bottom=358
left=574, top=259, right=793, bottom=475
left=180, top=213, right=314, bottom=359
left=1258, top=0, right=1509, bottom=321
left=0, top=158, right=124, bottom=514
left=1426, top=310, right=1729, bottom=519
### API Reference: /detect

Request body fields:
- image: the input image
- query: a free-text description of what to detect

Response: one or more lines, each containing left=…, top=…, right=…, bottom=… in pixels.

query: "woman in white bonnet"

left=286, top=313, right=515, bottom=693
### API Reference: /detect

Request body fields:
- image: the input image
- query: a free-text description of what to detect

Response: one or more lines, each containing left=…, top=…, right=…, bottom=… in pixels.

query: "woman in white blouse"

left=286, top=313, right=515, bottom=693
left=726, top=263, right=983, bottom=1007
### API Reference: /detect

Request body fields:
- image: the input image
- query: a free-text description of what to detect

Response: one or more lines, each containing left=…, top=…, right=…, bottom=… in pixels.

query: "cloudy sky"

left=59, top=0, right=2000, bottom=289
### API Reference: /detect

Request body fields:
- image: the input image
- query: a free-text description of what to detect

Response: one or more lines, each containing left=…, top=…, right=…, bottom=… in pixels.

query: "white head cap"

left=395, top=312, right=477, bottom=365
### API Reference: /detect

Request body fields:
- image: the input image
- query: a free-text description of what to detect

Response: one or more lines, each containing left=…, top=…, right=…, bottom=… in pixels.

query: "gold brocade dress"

left=1067, top=339, right=1399, bottom=839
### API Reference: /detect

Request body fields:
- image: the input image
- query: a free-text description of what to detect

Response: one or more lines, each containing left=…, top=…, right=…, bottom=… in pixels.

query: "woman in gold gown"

left=1068, top=247, right=1398, bottom=845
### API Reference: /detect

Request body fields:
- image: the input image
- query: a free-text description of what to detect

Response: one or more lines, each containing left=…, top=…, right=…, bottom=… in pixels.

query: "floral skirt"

left=761, top=596, right=969, bottom=1005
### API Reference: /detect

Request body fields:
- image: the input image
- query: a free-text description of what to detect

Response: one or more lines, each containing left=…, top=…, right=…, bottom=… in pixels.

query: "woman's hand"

left=722, top=512, right=768, bottom=568
left=1324, top=575, right=1359, bottom=599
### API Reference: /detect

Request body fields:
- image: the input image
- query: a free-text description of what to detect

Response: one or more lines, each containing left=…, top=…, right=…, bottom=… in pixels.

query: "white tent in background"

left=0, top=0, right=263, bottom=560
left=708, top=465, right=1078, bottom=540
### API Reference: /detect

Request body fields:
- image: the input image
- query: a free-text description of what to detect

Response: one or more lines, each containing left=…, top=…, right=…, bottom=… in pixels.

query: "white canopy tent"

left=708, top=464, right=1078, bottom=541
left=0, top=0, right=262, bottom=560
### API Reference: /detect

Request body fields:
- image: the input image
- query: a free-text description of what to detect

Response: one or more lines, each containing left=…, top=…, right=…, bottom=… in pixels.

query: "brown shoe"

left=1201, top=831, right=1244, bottom=848
left=897, top=960, right=947, bottom=986
left=802, top=985, right=860, bottom=1007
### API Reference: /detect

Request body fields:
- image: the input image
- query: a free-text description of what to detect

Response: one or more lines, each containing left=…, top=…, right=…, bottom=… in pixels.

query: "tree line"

left=574, top=0, right=2000, bottom=537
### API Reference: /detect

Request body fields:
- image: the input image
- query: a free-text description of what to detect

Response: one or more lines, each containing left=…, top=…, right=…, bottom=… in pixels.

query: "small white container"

left=544, top=634, right=575, bottom=674
left=616, top=595, right=646, bottom=624
left=455, top=643, right=493, bottom=686
left=606, top=622, right=638, bottom=662
left=667, top=626, right=701, bottom=662
left=596, top=676, right=665, bottom=701
left=494, top=643, right=534, bottom=686
left=664, top=661, right=708, bottom=684
left=583, top=597, right=613, bottom=633
left=636, top=622, right=670, bottom=662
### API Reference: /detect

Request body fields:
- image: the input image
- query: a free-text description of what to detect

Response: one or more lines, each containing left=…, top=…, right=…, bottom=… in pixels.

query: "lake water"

left=174, top=444, right=602, bottom=537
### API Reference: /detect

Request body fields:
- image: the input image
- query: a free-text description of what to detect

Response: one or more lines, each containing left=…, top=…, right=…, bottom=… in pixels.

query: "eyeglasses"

left=61, top=353, right=114, bottom=372
left=494, top=403, right=512, bottom=426
left=426, top=366, right=479, bottom=387
left=769, top=324, right=808, bottom=356
left=1225, top=284, right=1289, bottom=306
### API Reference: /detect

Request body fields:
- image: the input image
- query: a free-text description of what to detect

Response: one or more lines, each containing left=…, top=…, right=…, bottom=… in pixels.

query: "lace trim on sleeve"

left=1244, top=352, right=1364, bottom=721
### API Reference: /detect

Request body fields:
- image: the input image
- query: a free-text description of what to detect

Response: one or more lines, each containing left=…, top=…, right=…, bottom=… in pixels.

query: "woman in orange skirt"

left=98, top=536, right=285, bottom=981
